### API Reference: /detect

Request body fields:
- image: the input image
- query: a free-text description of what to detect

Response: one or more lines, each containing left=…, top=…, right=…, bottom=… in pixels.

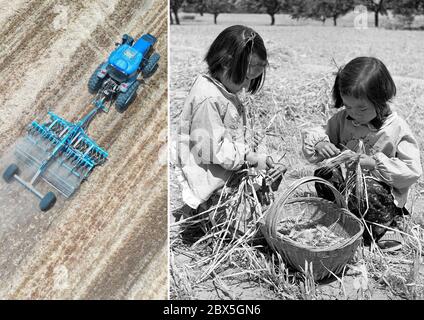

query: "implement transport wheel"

left=3, top=164, right=19, bottom=183
left=39, top=192, right=57, bottom=212
left=88, top=64, right=105, bottom=94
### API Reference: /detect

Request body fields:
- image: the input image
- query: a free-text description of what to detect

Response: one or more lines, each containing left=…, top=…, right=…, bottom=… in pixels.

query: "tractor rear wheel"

left=88, top=64, right=105, bottom=94
left=115, top=81, right=140, bottom=113
left=142, top=53, right=160, bottom=78
left=3, top=164, right=19, bottom=183
left=39, top=192, right=57, bottom=212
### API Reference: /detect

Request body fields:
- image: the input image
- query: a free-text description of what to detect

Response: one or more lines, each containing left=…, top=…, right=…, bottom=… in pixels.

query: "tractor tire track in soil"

left=0, top=0, right=168, bottom=299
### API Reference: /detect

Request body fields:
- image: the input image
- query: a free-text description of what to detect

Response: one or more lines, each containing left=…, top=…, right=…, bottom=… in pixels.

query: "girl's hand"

left=315, top=141, right=341, bottom=159
left=266, top=165, right=287, bottom=184
left=246, top=152, right=268, bottom=169
left=265, top=156, right=287, bottom=184
left=245, top=151, right=259, bottom=166
left=265, top=155, right=275, bottom=169
left=246, top=153, right=275, bottom=171
left=346, top=154, right=376, bottom=171
left=358, top=154, right=376, bottom=171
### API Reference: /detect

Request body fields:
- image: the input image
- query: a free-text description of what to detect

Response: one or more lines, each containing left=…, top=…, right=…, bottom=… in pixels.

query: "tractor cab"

left=106, top=34, right=157, bottom=83
left=107, top=45, right=142, bottom=82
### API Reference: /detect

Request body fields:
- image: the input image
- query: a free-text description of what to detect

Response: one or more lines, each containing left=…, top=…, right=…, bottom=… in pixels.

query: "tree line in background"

left=170, top=0, right=424, bottom=27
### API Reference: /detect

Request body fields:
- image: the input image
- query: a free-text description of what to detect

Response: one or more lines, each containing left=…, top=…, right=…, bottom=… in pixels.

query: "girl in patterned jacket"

left=302, top=57, right=421, bottom=250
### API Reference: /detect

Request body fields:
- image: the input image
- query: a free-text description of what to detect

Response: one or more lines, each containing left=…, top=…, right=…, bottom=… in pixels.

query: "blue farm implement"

left=2, top=100, right=108, bottom=211
left=88, top=33, right=160, bottom=113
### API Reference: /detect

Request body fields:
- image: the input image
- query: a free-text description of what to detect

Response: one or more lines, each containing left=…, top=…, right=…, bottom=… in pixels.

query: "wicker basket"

left=260, top=177, right=364, bottom=281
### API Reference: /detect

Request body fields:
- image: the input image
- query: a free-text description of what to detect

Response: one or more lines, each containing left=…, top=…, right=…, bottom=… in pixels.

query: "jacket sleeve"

left=372, top=135, right=422, bottom=189
left=302, top=113, right=341, bottom=163
left=189, top=98, right=249, bottom=171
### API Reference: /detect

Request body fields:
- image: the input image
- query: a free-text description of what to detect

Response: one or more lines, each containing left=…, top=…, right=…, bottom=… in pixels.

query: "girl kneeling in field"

left=175, top=25, right=286, bottom=219
left=302, top=57, right=422, bottom=251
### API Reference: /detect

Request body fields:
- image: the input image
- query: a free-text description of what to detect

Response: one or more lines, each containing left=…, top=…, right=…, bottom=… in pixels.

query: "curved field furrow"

left=0, top=0, right=168, bottom=299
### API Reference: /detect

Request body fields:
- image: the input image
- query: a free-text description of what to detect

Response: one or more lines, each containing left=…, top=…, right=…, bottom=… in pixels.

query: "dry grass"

left=169, top=17, right=424, bottom=300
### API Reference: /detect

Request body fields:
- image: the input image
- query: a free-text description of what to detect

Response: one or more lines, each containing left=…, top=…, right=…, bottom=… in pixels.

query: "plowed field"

left=0, top=0, right=168, bottom=299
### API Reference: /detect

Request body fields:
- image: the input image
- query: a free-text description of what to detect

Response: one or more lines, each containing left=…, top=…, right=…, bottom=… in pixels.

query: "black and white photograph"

left=169, top=0, right=424, bottom=300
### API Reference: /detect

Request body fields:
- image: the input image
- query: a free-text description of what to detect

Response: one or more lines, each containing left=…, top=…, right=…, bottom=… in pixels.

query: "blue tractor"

left=88, top=33, right=160, bottom=113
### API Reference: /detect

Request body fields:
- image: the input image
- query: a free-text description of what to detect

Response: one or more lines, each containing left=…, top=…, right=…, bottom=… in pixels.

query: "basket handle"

left=264, top=176, right=347, bottom=239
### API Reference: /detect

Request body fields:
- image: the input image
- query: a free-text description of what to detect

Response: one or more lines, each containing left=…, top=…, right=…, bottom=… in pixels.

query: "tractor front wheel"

left=115, top=82, right=140, bottom=113
left=3, top=164, right=19, bottom=183
left=88, top=64, right=105, bottom=94
left=142, top=53, right=160, bottom=78
left=39, top=192, right=57, bottom=212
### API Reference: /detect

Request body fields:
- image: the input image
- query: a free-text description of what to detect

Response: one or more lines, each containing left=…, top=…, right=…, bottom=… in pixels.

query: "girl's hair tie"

left=245, top=31, right=256, bottom=66
left=245, top=31, right=256, bottom=45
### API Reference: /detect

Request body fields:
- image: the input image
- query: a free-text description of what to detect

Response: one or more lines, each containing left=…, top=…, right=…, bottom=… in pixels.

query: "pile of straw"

left=187, top=169, right=275, bottom=282
left=278, top=217, right=346, bottom=247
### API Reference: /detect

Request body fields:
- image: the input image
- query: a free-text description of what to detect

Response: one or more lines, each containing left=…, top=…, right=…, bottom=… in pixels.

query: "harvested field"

left=169, top=13, right=424, bottom=300
left=0, top=0, right=168, bottom=299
